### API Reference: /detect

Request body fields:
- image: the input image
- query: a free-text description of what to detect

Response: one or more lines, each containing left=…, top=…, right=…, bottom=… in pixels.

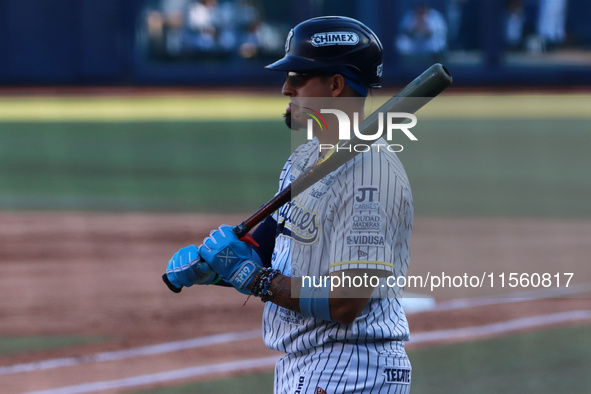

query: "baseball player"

left=166, top=16, right=413, bottom=393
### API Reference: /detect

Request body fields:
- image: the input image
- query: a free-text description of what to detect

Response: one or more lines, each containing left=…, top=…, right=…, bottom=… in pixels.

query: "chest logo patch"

left=279, top=200, right=320, bottom=244
left=354, top=186, right=380, bottom=211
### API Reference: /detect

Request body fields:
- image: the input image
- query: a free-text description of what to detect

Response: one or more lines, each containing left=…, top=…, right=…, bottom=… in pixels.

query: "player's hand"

left=166, top=245, right=219, bottom=289
left=199, top=225, right=262, bottom=295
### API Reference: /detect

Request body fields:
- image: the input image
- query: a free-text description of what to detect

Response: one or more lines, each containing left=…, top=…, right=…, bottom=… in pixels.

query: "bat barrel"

left=396, top=63, right=452, bottom=98
left=291, top=63, right=453, bottom=196
left=242, top=63, right=453, bottom=234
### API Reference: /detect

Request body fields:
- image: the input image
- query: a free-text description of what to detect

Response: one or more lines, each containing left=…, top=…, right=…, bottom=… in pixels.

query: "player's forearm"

left=246, top=273, right=302, bottom=312
left=246, top=272, right=370, bottom=324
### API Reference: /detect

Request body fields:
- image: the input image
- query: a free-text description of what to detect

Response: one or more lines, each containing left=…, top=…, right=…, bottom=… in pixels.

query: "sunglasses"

left=285, top=71, right=327, bottom=87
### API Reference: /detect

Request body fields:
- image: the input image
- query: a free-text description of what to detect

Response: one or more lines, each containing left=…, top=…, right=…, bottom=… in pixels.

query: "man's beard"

left=284, top=111, right=305, bottom=130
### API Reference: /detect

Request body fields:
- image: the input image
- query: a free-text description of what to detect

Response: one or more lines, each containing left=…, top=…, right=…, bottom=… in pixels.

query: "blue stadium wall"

left=0, top=0, right=590, bottom=87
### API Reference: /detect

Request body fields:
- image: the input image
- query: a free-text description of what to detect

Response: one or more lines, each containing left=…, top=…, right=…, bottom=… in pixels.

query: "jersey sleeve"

left=327, top=149, right=413, bottom=276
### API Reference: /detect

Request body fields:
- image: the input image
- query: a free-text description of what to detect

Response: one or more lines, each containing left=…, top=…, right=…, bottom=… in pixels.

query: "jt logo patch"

left=354, top=186, right=380, bottom=211
left=355, top=186, right=378, bottom=202
left=383, top=367, right=411, bottom=384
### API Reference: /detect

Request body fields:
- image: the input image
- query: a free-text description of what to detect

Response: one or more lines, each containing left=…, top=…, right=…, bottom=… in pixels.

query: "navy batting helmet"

left=266, top=16, right=384, bottom=88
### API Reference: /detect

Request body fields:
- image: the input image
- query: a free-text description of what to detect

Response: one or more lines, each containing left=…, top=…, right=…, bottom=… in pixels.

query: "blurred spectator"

left=396, top=2, right=448, bottom=62
left=446, top=0, right=468, bottom=50
left=505, top=0, right=526, bottom=49
left=146, top=0, right=192, bottom=57
left=185, top=0, right=237, bottom=54
left=537, top=0, right=568, bottom=50
left=504, top=0, right=568, bottom=53
left=186, top=0, right=219, bottom=51
left=145, top=0, right=284, bottom=61
left=239, top=20, right=285, bottom=59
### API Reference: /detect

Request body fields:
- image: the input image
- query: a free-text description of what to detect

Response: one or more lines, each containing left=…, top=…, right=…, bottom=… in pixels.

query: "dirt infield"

left=1, top=212, right=590, bottom=393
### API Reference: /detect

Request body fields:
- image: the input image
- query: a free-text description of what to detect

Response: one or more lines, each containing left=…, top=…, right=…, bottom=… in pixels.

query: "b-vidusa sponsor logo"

left=304, top=108, right=417, bottom=153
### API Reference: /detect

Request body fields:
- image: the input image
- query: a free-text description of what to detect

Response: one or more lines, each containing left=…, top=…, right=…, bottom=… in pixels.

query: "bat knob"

left=162, top=274, right=182, bottom=293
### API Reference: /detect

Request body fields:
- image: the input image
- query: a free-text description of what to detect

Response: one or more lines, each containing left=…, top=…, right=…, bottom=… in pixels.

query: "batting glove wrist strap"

left=227, top=259, right=259, bottom=293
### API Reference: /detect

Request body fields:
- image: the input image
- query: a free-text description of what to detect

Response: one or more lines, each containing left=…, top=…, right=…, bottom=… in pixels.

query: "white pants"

left=274, top=340, right=411, bottom=394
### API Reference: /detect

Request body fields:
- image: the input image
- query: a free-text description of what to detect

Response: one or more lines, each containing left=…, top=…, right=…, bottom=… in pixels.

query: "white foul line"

left=410, top=309, right=591, bottom=344
left=0, top=330, right=261, bottom=377
left=3, top=281, right=591, bottom=377
left=429, top=281, right=591, bottom=313
left=23, top=310, right=591, bottom=394
left=26, top=355, right=281, bottom=394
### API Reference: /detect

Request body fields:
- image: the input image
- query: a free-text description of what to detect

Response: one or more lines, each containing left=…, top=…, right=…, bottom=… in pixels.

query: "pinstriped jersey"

left=263, top=137, right=413, bottom=354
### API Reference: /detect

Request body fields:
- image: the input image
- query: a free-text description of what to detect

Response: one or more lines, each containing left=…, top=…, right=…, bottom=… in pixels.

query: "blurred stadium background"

left=1, top=0, right=591, bottom=87
left=1, top=1, right=591, bottom=393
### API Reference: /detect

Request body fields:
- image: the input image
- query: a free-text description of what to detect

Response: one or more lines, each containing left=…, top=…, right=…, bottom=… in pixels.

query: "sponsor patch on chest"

left=308, top=173, right=338, bottom=199
left=352, top=214, right=382, bottom=231
left=346, top=234, right=385, bottom=247
left=354, top=186, right=380, bottom=211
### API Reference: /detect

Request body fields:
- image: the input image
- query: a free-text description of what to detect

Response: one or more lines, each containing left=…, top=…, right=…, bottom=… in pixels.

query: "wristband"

left=250, top=267, right=281, bottom=302
left=299, top=284, right=332, bottom=322
left=259, top=269, right=280, bottom=302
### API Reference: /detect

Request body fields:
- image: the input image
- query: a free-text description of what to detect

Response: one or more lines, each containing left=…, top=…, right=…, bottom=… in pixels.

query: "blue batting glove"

left=198, top=225, right=262, bottom=294
left=166, top=245, right=219, bottom=289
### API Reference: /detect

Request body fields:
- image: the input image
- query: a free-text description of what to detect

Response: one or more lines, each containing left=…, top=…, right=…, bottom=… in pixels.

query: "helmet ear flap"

left=266, top=16, right=384, bottom=88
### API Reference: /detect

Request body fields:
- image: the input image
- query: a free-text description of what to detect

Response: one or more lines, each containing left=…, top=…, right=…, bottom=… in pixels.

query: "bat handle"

left=162, top=274, right=182, bottom=293
left=233, top=223, right=250, bottom=239
left=233, top=223, right=260, bottom=247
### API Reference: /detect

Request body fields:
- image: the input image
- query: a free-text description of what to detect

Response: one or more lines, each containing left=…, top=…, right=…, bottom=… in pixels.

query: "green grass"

left=400, top=118, right=591, bottom=217
left=134, top=323, right=591, bottom=394
left=0, top=95, right=589, bottom=216
left=1, top=117, right=588, bottom=217
left=0, top=121, right=290, bottom=212
left=0, top=335, right=106, bottom=356
left=138, top=372, right=274, bottom=394
left=409, top=323, right=591, bottom=393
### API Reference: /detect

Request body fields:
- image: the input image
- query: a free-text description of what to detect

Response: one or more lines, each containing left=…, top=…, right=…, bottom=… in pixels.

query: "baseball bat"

left=163, top=63, right=453, bottom=293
